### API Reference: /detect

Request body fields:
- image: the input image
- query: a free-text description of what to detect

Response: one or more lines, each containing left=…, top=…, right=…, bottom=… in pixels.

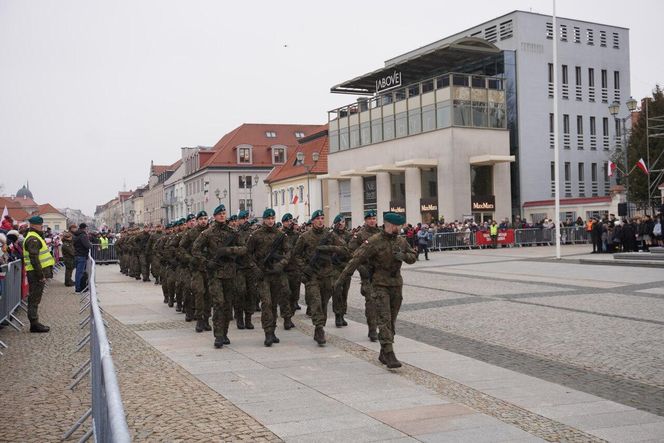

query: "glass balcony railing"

left=328, top=72, right=506, bottom=153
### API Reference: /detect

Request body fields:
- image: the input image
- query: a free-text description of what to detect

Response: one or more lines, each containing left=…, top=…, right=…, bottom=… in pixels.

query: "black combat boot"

left=222, top=335, right=230, bottom=345
left=383, top=351, right=402, bottom=369
left=168, top=296, right=174, bottom=308
left=314, top=326, right=326, bottom=345
left=244, top=313, right=254, bottom=329
left=143, top=278, right=151, bottom=282
left=341, top=315, right=348, bottom=326
left=255, top=300, right=261, bottom=312
left=284, top=318, right=294, bottom=330
left=175, top=303, right=182, bottom=312
left=294, top=303, right=301, bottom=311
left=264, top=332, right=275, bottom=347
left=203, top=318, right=212, bottom=331
left=29, top=321, right=50, bottom=333
left=195, top=319, right=205, bottom=333
left=272, top=332, right=280, bottom=343
left=185, top=312, right=193, bottom=322
left=368, top=328, right=378, bottom=342
left=378, top=348, right=387, bottom=365
left=163, top=295, right=168, bottom=304
left=214, top=337, right=224, bottom=349
left=335, top=314, right=343, bottom=328
left=236, top=313, right=245, bottom=330
left=154, top=279, right=159, bottom=285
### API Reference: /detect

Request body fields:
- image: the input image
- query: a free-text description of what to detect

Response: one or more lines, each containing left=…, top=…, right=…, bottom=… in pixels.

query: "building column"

left=350, top=176, right=364, bottom=228
left=405, top=167, right=422, bottom=224
left=327, top=179, right=340, bottom=220
left=376, top=172, right=391, bottom=224
left=493, top=162, right=512, bottom=221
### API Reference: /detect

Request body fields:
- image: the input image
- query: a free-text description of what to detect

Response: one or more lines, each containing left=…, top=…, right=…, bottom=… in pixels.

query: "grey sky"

left=1, top=0, right=661, bottom=215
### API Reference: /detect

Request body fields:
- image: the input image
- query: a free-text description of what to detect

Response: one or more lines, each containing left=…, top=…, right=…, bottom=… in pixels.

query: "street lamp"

left=296, top=151, right=320, bottom=218
left=608, top=97, right=638, bottom=198
left=184, top=197, right=192, bottom=212
left=248, top=175, right=259, bottom=216
left=214, top=188, right=227, bottom=204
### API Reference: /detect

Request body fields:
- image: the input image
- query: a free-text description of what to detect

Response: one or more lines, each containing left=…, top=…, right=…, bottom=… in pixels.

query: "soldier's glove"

left=393, top=251, right=406, bottom=262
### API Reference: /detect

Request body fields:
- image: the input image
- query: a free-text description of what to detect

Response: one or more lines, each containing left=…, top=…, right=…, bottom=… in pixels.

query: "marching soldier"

left=164, top=220, right=185, bottom=308
left=246, top=208, right=291, bottom=347
left=348, top=210, right=381, bottom=341
left=292, top=210, right=346, bottom=346
left=137, top=225, right=152, bottom=282
left=192, top=204, right=245, bottom=349
left=281, top=213, right=302, bottom=313
left=147, top=225, right=163, bottom=284
left=234, top=210, right=257, bottom=330
left=154, top=224, right=171, bottom=302
left=335, top=212, right=416, bottom=369
left=23, top=215, right=54, bottom=333
left=330, top=214, right=351, bottom=327
left=179, top=212, right=205, bottom=323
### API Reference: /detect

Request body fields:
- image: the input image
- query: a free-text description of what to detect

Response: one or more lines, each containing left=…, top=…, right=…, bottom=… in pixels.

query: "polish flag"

left=1, top=205, right=7, bottom=220
left=291, top=195, right=299, bottom=204
left=636, top=158, right=649, bottom=174
left=608, top=160, right=617, bottom=177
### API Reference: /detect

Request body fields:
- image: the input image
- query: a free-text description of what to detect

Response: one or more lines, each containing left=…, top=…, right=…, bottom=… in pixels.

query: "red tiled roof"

left=37, top=203, right=64, bottom=216
left=265, top=129, right=329, bottom=184
left=152, top=164, right=170, bottom=176
left=202, top=123, right=322, bottom=169
left=168, top=159, right=182, bottom=170
left=523, top=196, right=612, bottom=208
left=4, top=207, right=30, bottom=222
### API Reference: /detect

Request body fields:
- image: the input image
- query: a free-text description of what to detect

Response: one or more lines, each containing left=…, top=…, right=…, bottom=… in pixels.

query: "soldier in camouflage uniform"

left=61, top=231, right=76, bottom=286
left=136, top=225, right=152, bottom=282
left=281, top=213, right=302, bottom=313
left=130, top=230, right=142, bottom=280
left=178, top=213, right=205, bottom=323
left=187, top=213, right=212, bottom=333
left=335, top=212, right=417, bottom=368
left=148, top=225, right=163, bottom=284
left=293, top=210, right=347, bottom=346
left=246, top=208, right=291, bottom=347
left=233, top=210, right=257, bottom=330
left=348, top=210, right=381, bottom=341
left=164, top=220, right=184, bottom=308
left=330, top=214, right=352, bottom=328
left=193, top=204, right=245, bottom=349
left=115, top=231, right=126, bottom=274
left=153, top=225, right=171, bottom=302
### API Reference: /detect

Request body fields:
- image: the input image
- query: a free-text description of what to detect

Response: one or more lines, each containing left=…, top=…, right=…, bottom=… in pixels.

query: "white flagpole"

left=553, top=0, right=561, bottom=259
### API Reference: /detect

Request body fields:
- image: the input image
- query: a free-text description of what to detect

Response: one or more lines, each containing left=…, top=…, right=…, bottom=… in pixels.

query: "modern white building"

left=325, top=10, right=631, bottom=223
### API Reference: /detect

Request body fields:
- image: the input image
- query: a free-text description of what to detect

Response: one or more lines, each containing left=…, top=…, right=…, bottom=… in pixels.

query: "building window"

left=578, top=162, right=585, bottom=181
left=339, top=127, right=349, bottom=149
left=573, top=26, right=581, bottom=43
left=587, top=28, right=594, bottom=45
left=602, top=117, right=609, bottom=137
left=288, top=187, right=294, bottom=203
left=563, top=114, right=570, bottom=134
left=246, top=199, right=253, bottom=213
left=239, top=199, right=246, bottom=211
left=588, top=68, right=595, bottom=87
left=238, top=146, right=252, bottom=164
left=591, top=163, right=598, bottom=182
left=577, top=115, right=583, bottom=135
left=599, top=30, right=607, bottom=47
left=601, top=69, right=608, bottom=88
left=422, top=104, right=435, bottom=132
left=280, top=190, right=285, bottom=205
left=408, top=108, right=422, bottom=134
left=436, top=102, right=451, bottom=128
left=265, top=131, right=277, bottom=138
left=383, top=115, right=395, bottom=140
left=360, top=121, right=371, bottom=145
left=298, top=185, right=304, bottom=202
left=612, top=32, right=620, bottom=49
left=590, top=116, right=597, bottom=135
left=349, top=124, right=360, bottom=148
left=613, top=71, right=620, bottom=90
left=294, top=131, right=305, bottom=138
left=371, top=119, right=383, bottom=143
left=395, top=112, right=407, bottom=138
left=272, top=146, right=286, bottom=164
left=564, top=162, right=571, bottom=181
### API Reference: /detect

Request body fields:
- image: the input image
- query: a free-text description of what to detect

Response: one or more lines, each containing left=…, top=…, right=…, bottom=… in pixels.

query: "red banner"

left=475, top=229, right=515, bottom=246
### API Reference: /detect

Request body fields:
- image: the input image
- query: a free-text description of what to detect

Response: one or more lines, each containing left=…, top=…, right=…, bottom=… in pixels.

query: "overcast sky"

left=1, top=0, right=661, bottom=215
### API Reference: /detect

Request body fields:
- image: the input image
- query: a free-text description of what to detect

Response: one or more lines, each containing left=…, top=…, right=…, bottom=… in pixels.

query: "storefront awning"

left=469, top=155, right=515, bottom=166
left=366, top=164, right=406, bottom=173
left=317, top=174, right=348, bottom=180
left=395, top=159, right=438, bottom=168
left=339, top=169, right=375, bottom=177
left=331, top=37, right=501, bottom=95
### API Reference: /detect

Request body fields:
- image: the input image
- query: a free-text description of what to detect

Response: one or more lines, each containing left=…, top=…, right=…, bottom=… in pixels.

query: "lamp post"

left=214, top=188, right=227, bottom=204
left=247, top=175, right=259, bottom=216
left=608, top=96, right=638, bottom=198
left=296, top=151, right=320, bottom=218
left=184, top=197, right=192, bottom=214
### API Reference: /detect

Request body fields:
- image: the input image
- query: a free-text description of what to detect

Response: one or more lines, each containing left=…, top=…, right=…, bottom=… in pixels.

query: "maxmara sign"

left=375, top=70, right=402, bottom=93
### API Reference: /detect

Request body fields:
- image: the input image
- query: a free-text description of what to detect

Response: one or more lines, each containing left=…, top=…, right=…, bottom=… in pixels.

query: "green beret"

left=333, top=214, right=344, bottom=224
left=229, top=214, right=238, bottom=221
left=238, top=210, right=249, bottom=219
left=311, top=209, right=324, bottom=220
left=196, top=210, right=207, bottom=219
left=276, top=222, right=282, bottom=228
left=383, top=211, right=406, bottom=226
left=364, top=210, right=377, bottom=219
left=28, top=215, right=44, bottom=225
left=186, top=213, right=196, bottom=221
left=213, top=204, right=226, bottom=215
left=178, top=218, right=186, bottom=225
left=263, top=208, right=276, bottom=218
left=281, top=213, right=293, bottom=222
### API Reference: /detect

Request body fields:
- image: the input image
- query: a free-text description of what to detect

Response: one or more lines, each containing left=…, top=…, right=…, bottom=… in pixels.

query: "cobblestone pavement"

left=344, top=245, right=664, bottom=416
left=0, top=274, right=280, bottom=442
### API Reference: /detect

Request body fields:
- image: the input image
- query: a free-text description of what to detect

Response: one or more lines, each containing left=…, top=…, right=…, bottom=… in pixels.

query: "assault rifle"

left=263, top=232, right=286, bottom=270
left=207, top=231, right=239, bottom=271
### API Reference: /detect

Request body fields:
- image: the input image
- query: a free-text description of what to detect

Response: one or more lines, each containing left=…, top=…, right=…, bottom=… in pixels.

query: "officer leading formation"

left=115, top=207, right=416, bottom=369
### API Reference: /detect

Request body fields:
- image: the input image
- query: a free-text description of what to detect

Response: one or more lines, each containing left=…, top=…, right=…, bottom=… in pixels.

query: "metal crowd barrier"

left=0, top=260, right=25, bottom=354
left=513, top=228, right=553, bottom=246
left=432, top=231, right=475, bottom=250
left=64, top=256, right=130, bottom=442
left=559, top=226, right=591, bottom=244
left=91, top=244, right=119, bottom=264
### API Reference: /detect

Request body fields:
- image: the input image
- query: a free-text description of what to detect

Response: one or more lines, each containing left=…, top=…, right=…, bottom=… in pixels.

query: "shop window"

left=471, top=165, right=493, bottom=196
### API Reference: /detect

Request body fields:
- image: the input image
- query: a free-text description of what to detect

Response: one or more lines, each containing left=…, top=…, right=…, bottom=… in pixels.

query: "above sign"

left=389, top=200, right=406, bottom=214
left=375, top=70, right=402, bottom=93
left=420, top=198, right=438, bottom=213
left=471, top=195, right=495, bottom=211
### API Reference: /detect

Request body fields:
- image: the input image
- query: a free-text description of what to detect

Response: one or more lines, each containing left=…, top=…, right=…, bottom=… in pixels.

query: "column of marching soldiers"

left=113, top=204, right=417, bottom=369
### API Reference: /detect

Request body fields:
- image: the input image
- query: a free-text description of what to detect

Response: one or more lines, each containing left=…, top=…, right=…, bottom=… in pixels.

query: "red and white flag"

left=608, top=160, right=617, bottom=177
left=291, top=195, right=299, bottom=204
left=636, top=158, right=649, bottom=174
left=1, top=205, right=8, bottom=220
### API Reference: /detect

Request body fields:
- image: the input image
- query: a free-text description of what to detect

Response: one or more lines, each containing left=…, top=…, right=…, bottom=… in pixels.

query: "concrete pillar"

left=493, top=162, right=512, bottom=221
left=405, top=167, right=422, bottom=224
left=327, top=179, right=340, bottom=220
left=350, top=176, right=364, bottom=228
left=376, top=172, right=391, bottom=224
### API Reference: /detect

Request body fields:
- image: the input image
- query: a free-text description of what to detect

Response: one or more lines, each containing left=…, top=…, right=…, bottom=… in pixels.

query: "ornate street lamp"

left=296, top=151, right=320, bottom=218
left=608, top=96, right=638, bottom=197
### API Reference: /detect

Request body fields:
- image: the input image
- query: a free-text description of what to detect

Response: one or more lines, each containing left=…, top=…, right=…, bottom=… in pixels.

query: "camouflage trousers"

left=130, top=254, right=141, bottom=278
left=175, top=266, right=193, bottom=316
left=373, top=285, right=403, bottom=353
left=359, top=278, right=378, bottom=333
left=209, top=277, right=234, bottom=338
left=192, top=270, right=211, bottom=320
left=285, top=271, right=301, bottom=313
left=151, top=258, right=161, bottom=283
left=258, top=273, right=290, bottom=334
left=119, top=253, right=128, bottom=273
left=26, top=271, right=45, bottom=322
left=63, top=258, right=74, bottom=285
left=164, top=265, right=177, bottom=303
left=305, top=273, right=335, bottom=328
left=332, top=274, right=351, bottom=316
left=139, top=255, right=151, bottom=281
left=234, top=268, right=256, bottom=318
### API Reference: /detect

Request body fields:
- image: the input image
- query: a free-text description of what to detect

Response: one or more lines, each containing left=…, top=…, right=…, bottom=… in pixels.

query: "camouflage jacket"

left=293, top=226, right=346, bottom=278
left=348, top=224, right=381, bottom=280
left=330, top=227, right=352, bottom=271
left=282, top=225, right=300, bottom=272
left=192, top=221, right=245, bottom=279
left=154, top=234, right=169, bottom=262
left=136, top=231, right=151, bottom=256
left=178, top=225, right=206, bottom=268
left=61, top=239, right=75, bottom=260
left=235, top=222, right=256, bottom=270
left=339, top=230, right=416, bottom=287
left=246, top=224, right=289, bottom=275
left=164, top=232, right=182, bottom=267
left=146, top=232, right=163, bottom=258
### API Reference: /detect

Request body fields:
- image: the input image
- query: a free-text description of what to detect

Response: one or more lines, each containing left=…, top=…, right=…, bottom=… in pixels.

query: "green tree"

left=627, top=85, right=664, bottom=208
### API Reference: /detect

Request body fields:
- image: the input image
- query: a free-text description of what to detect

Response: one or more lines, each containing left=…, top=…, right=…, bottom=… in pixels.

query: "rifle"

left=307, top=229, right=335, bottom=271
left=263, top=232, right=286, bottom=270
left=207, top=231, right=238, bottom=270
